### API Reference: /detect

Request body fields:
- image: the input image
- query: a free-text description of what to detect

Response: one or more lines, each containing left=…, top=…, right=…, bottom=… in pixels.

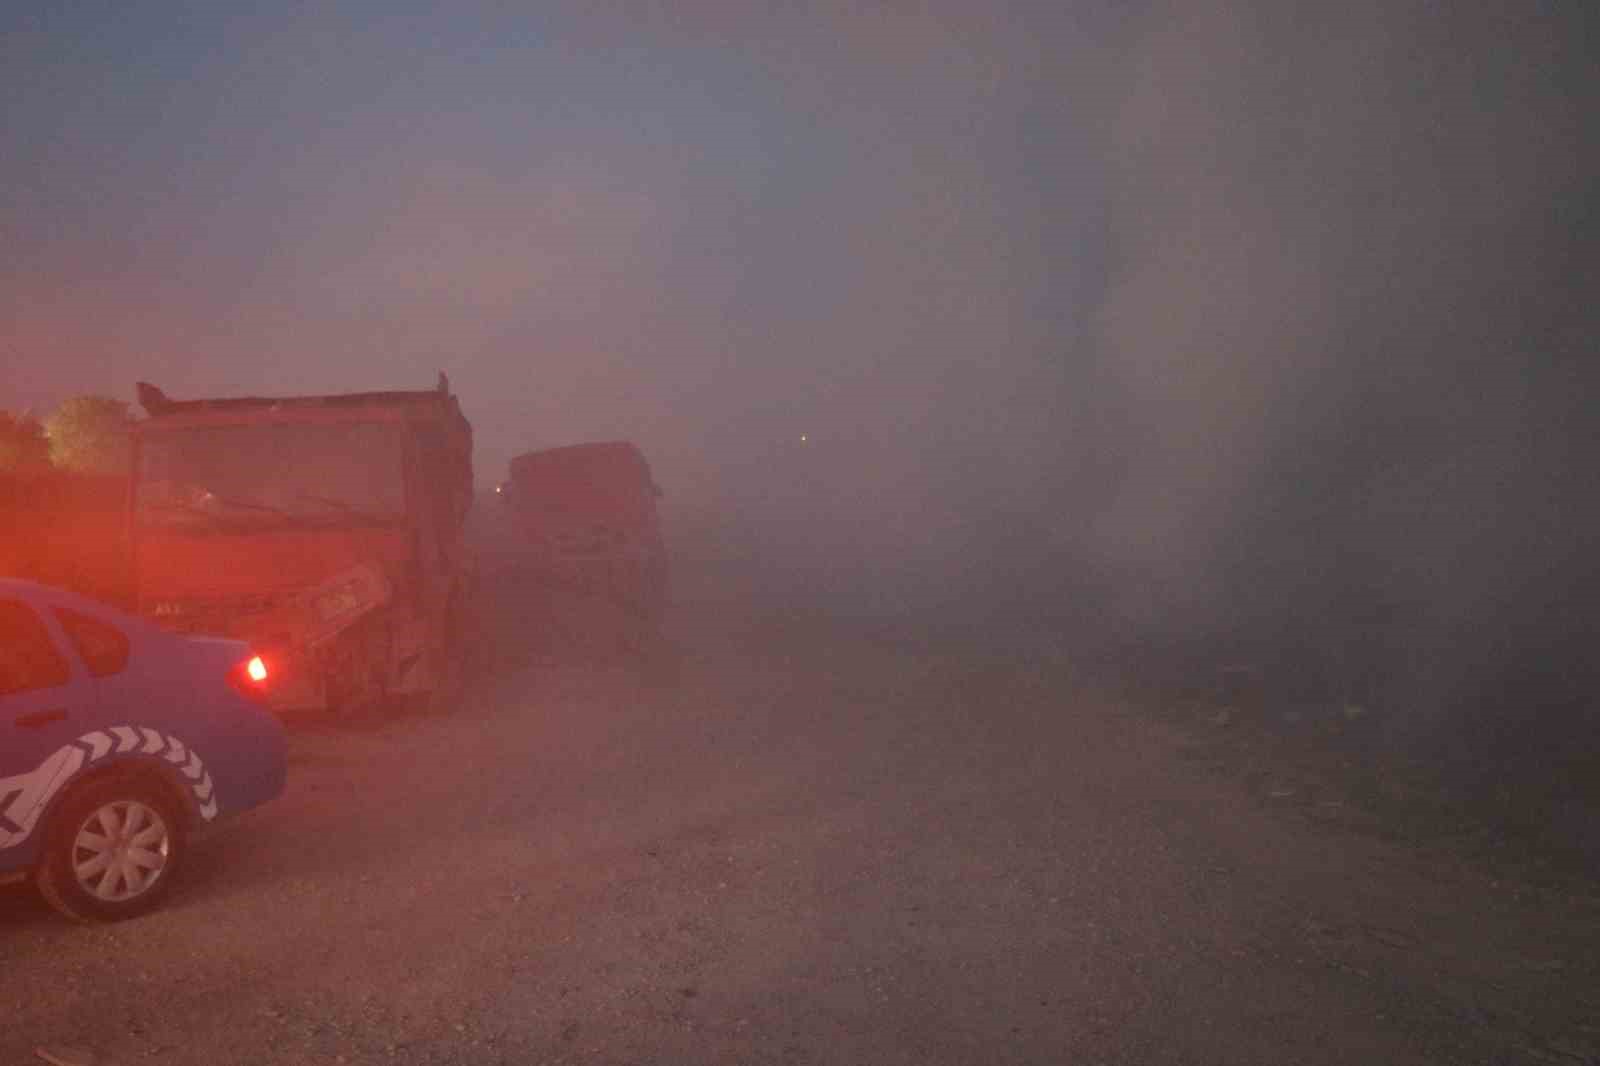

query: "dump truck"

left=498, top=441, right=667, bottom=626
left=129, top=375, right=474, bottom=712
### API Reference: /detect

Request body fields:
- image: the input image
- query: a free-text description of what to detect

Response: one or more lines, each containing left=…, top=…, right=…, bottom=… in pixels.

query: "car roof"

left=0, top=578, right=149, bottom=629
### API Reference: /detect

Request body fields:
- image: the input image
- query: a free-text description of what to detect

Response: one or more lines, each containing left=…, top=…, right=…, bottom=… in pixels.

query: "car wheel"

left=34, top=776, right=185, bottom=923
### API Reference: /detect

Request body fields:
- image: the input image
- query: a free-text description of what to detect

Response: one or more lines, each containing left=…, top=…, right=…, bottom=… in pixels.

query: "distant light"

left=246, top=656, right=268, bottom=683
left=800, top=435, right=808, bottom=443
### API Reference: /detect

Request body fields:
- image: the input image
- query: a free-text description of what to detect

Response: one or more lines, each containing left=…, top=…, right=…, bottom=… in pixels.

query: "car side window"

left=0, top=598, right=72, bottom=695
left=53, top=607, right=132, bottom=678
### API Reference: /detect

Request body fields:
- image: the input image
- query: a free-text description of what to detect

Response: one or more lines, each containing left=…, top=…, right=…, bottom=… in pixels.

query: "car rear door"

left=0, top=596, right=95, bottom=858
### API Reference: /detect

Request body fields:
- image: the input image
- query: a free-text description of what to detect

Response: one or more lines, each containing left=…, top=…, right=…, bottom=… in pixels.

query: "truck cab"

left=500, top=441, right=667, bottom=626
left=129, top=376, right=473, bottom=712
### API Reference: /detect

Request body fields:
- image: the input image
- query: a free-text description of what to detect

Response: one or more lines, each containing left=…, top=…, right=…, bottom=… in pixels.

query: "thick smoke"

left=713, top=0, right=1597, bottom=760
left=1073, top=1, right=1597, bottom=748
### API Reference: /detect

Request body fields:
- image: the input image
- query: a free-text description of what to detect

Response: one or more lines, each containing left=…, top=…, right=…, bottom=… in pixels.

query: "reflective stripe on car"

left=0, top=727, right=218, bottom=850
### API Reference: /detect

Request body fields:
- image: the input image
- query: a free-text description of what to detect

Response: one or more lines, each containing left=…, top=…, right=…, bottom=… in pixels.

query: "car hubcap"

left=72, top=800, right=171, bottom=902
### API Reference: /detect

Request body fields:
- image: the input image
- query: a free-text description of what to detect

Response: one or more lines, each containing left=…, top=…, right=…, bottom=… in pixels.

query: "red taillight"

left=229, top=653, right=271, bottom=698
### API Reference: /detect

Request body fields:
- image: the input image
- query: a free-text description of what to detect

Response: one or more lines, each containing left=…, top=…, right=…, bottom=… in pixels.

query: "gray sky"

left=4, top=4, right=1095, bottom=485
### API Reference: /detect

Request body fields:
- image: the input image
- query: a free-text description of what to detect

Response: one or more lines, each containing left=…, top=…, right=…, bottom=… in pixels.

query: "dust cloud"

left=658, top=1, right=1597, bottom=762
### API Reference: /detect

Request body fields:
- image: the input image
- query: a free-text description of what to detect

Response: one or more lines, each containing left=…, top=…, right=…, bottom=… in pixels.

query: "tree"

left=0, top=410, right=52, bottom=471
left=43, top=395, right=136, bottom=475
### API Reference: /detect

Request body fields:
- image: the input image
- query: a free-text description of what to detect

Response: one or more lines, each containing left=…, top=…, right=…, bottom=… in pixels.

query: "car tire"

left=34, top=776, right=186, bottom=923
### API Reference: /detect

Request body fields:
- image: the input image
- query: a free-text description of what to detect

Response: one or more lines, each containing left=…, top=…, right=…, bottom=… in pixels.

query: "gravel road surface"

left=4, top=542, right=1599, bottom=1065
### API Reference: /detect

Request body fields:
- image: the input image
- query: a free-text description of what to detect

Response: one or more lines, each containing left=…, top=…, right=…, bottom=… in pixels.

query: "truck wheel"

left=424, top=595, right=468, bottom=714
left=629, top=556, right=669, bottom=630
left=34, top=776, right=185, bottom=923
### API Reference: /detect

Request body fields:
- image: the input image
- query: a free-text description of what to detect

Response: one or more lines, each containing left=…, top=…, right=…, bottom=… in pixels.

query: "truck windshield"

left=136, top=421, right=406, bottom=530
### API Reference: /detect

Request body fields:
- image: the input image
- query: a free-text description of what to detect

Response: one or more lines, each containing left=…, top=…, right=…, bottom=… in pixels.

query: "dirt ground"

left=3, top=530, right=1599, bottom=1065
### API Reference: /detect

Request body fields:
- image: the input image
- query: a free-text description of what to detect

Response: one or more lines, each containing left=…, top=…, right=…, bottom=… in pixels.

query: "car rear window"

left=0, top=598, right=71, bottom=694
left=53, top=607, right=132, bottom=677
